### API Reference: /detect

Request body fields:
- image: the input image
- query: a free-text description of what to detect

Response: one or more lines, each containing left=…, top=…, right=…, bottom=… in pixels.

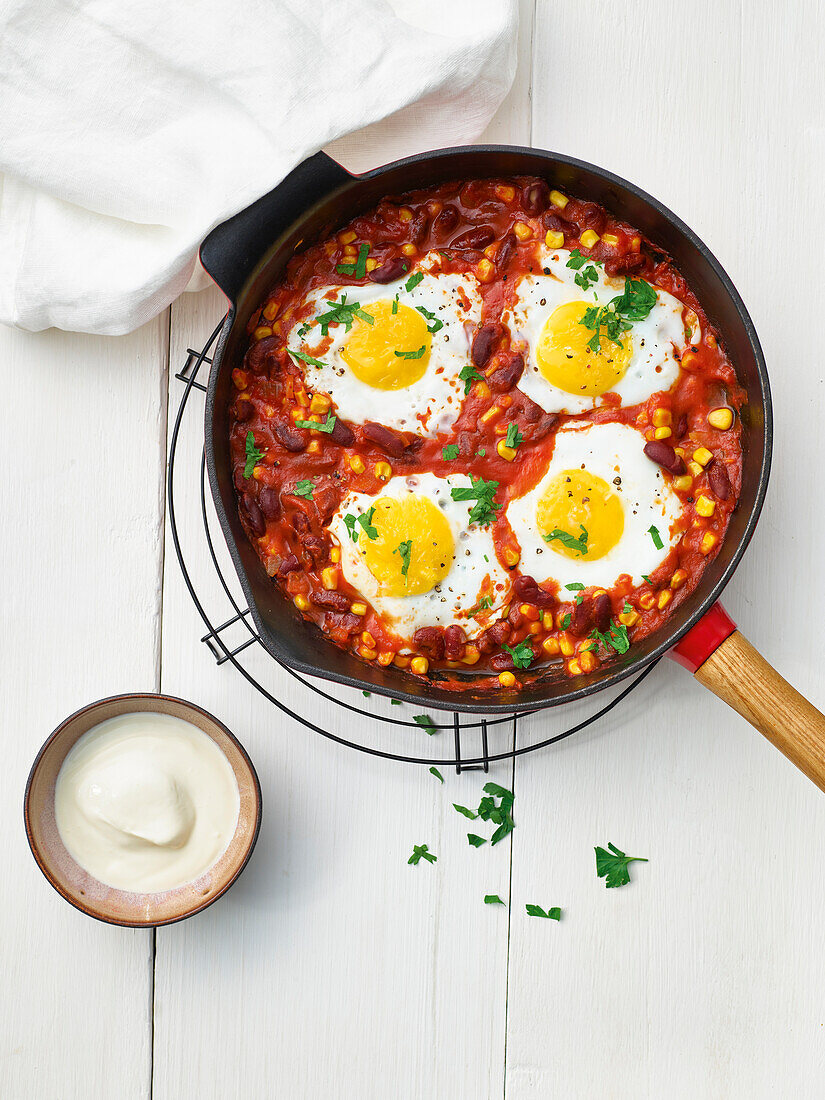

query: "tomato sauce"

left=229, top=176, right=744, bottom=690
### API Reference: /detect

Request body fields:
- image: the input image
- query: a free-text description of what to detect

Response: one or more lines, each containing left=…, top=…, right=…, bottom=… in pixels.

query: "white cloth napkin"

left=0, top=0, right=517, bottom=334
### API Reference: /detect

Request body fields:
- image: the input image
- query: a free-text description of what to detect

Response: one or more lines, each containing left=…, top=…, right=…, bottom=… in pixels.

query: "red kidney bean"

left=312, top=483, right=338, bottom=526
left=604, top=253, right=648, bottom=278
left=432, top=204, right=459, bottom=240
left=507, top=603, right=523, bottom=628
left=531, top=412, right=559, bottom=442
left=291, top=510, right=310, bottom=533
left=488, top=353, right=524, bottom=393
left=330, top=417, right=354, bottom=447
left=363, top=421, right=406, bottom=456
left=413, top=627, right=446, bottom=661
left=410, top=209, right=429, bottom=246
left=478, top=621, right=511, bottom=654
left=513, top=574, right=556, bottom=609
left=570, top=201, right=606, bottom=235
left=273, top=420, right=307, bottom=452
left=471, top=323, right=503, bottom=368
left=708, top=462, right=731, bottom=500
left=301, top=535, right=327, bottom=567
left=571, top=598, right=593, bottom=637
left=259, top=487, right=280, bottom=520
left=523, top=181, right=549, bottom=215
left=243, top=496, right=266, bottom=537
left=444, top=625, right=466, bottom=661
left=543, top=211, right=572, bottom=233
left=233, top=469, right=246, bottom=492
left=370, top=255, right=409, bottom=284
left=644, top=440, right=686, bottom=476
left=246, top=335, right=279, bottom=375
left=495, top=231, right=517, bottom=271
left=674, top=414, right=688, bottom=440
left=593, top=593, right=612, bottom=633
left=310, top=589, right=350, bottom=612
left=235, top=400, right=254, bottom=423
left=325, top=611, right=361, bottom=637
left=450, top=226, right=495, bottom=251
left=490, top=650, right=515, bottom=672
left=277, top=554, right=301, bottom=577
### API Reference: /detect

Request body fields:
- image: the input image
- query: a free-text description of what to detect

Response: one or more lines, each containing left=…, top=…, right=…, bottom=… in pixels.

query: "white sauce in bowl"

left=54, top=713, right=240, bottom=893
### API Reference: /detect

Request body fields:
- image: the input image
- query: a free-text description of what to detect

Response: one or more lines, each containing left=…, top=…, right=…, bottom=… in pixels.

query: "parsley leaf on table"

left=408, top=843, right=437, bottom=866
left=244, top=431, right=264, bottom=480
left=484, top=894, right=505, bottom=905
left=526, top=904, right=561, bottom=920
left=453, top=804, right=478, bottom=820
left=594, top=842, right=648, bottom=888
left=414, top=714, right=437, bottom=735
left=429, top=767, right=444, bottom=783
left=468, top=833, right=487, bottom=848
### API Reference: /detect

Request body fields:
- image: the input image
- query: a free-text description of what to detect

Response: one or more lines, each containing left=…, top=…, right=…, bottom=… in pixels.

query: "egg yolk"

left=536, top=300, right=632, bottom=396
left=536, top=468, right=624, bottom=561
left=360, top=494, right=454, bottom=596
left=341, top=300, right=432, bottom=390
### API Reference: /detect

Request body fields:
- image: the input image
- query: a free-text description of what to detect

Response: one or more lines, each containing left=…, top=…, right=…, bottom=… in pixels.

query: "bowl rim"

left=23, top=692, right=263, bottom=928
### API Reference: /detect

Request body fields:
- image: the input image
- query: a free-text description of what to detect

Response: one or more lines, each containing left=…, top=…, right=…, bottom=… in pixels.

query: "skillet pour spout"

left=199, top=144, right=825, bottom=794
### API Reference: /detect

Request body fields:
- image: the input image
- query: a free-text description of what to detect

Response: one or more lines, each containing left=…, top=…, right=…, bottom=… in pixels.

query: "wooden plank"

left=152, top=5, right=537, bottom=1095
left=505, top=2, right=825, bottom=1096
left=0, top=317, right=168, bottom=1097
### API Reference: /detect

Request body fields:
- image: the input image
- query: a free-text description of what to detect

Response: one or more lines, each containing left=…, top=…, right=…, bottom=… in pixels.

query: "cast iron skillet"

left=202, top=145, right=825, bottom=791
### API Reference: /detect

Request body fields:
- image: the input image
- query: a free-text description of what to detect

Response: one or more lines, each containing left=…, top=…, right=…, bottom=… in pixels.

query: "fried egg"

left=287, top=261, right=481, bottom=433
left=329, top=472, right=509, bottom=641
left=509, top=246, right=693, bottom=414
left=506, top=422, right=684, bottom=590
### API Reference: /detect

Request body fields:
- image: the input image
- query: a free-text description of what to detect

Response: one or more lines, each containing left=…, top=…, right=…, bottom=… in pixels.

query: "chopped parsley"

left=442, top=444, right=460, bottom=461
left=297, top=321, right=311, bottom=338
left=394, top=345, right=426, bottom=360
left=468, top=833, right=487, bottom=848
left=292, top=479, right=316, bottom=499
left=405, top=271, right=424, bottom=292
left=343, top=506, right=377, bottom=541
left=589, top=619, right=630, bottom=655
left=526, top=904, right=561, bottom=920
left=244, top=431, right=264, bottom=479
left=414, top=713, right=437, bottom=735
left=450, top=476, right=501, bottom=526
left=453, top=804, right=478, bottom=820
left=543, top=524, right=589, bottom=556
left=336, top=242, right=369, bottom=279
left=565, top=582, right=585, bottom=592
left=394, top=538, right=412, bottom=579
left=288, top=348, right=327, bottom=369
left=467, top=596, right=494, bottom=617
left=391, top=294, right=399, bottom=315
left=578, top=277, right=658, bottom=353
left=295, top=412, right=337, bottom=433
left=408, top=843, right=437, bottom=866
left=415, top=304, right=444, bottom=334
left=459, top=362, right=484, bottom=394
left=314, top=294, right=374, bottom=335
left=429, top=766, right=444, bottom=783
left=502, top=640, right=534, bottom=669
left=476, top=448, right=486, bottom=457
left=594, top=842, right=648, bottom=888
left=561, top=613, right=571, bottom=629
left=478, top=782, right=515, bottom=845
left=484, top=894, right=505, bottom=905
left=505, top=423, right=524, bottom=450
left=566, top=249, right=600, bottom=290
left=647, top=525, right=663, bottom=550
left=641, top=574, right=652, bottom=584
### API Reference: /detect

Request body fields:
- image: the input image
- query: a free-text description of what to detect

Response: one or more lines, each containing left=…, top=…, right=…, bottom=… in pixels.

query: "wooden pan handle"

left=672, top=604, right=825, bottom=792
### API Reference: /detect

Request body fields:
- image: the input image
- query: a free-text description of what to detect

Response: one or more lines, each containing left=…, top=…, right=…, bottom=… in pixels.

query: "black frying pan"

left=199, top=146, right=825, bottom=791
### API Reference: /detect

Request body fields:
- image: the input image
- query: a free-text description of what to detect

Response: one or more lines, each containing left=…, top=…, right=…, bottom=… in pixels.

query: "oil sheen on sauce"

left=54, top=712, right=240, bottom=893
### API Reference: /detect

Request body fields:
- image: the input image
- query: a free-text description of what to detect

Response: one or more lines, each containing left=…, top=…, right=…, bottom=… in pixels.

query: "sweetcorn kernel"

left=462, top=645, right=481, bottom=665
left=550, top=189, right=569, bottom=209
left=513, top=221, right=533, bottom=241
left=310, top=393, right=331, bottom=414
left=293, top=595, right=309, bottom=611
left=700, top=532, right=718, bottom=555
left=377, top=651, right=394, bottom=666
left=262, top=301, right=279, bottom=321
left=480, top=405, right=502, bottom=424
left=619, top=610, right=640, bottom=627
left=365, top=258, right=379, bottom=272
left=579, top=650, right=599, bottom=673
left=252, top=466, right=264, bottom=480
left=477, top=258, right=495, bottom=283
left=232, top=368, right=249, bottom=390
left=474, top=381, right=491, bottom=400
left=306, top=440, right=322, bottom=454
left=545, top=229, right=564, bottom=249
left=671, top=569, right=688, bottom=590
left=708, top=407, right=734, bottom=430
left=568, top=659, right=582, bottom=676
left=657, top=590, right=672, bottom=610
left=519, top=603, right=541, bottom=621
left=681, top=350, right=698, bottom=370
left=410, top=656, right=429, bottom=675
left=559, top=632, right=575, bottom=657
left=639, top=592, right=655, bottom=610
left=673, top=475, right=693, bottom=492
left=294, top=388, right=310, bottom=407
left=580, top=229, right=600, bottom=249
left=361, top=630, right=376, bottom=649
left=374, top=461, right=392, bottom=481
left=359, top=647, right=377, bottom=661
left=542, top=636, right=560, bottom=656
left=695, top=495, right=716, bottom=517
left=652, top=408, right=672, bottom=428
left=253, top=326, right=272, bottom=341
left=630, top=235, right=641, bottom=252
left=349, top=455, right=365, bottom=474
left=601, top=232, right=619, bottom=247
left=495, top=184, right=516, bottom=202
left=688, top=461, right=704, bottom=478
left=497, top=440, right=517, bottom=461
left=401, top=243, right=417, bottom=257
left=503, top=548, right=521, bottom=568
left=350, top=602, right=367, bottom=616
left=342, top=245, right=357, bottom=259
left=338, top=229, right=357, bottom=244
left=329, top=547, right=341, bottom=564
left=654, top=426, right=672, bottom=440
left=541, top=611, right=554, bottom=631
left=393, top=654, right=411, bottom=669
left=527, top=621, right=542, bottom=635
left=693, top=446, right=713, bottom=467
left=498, top=671, right=517, bottom=688
left=398, top=207, right=413, bottom=222
left=321, top=567, right=338, bottom=590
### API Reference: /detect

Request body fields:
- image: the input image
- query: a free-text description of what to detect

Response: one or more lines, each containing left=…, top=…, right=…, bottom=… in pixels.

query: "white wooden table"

left=5, top=3, right=825, bottom=1096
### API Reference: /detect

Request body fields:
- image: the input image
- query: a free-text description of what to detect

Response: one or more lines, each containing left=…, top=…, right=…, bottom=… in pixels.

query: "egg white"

left=508, top=246, right=693, bottom=414
left=287, top=261, right=481, bottom=433
left=506, top=421, right=684, bottom=591
left=328, top=472, right=509, bottom=641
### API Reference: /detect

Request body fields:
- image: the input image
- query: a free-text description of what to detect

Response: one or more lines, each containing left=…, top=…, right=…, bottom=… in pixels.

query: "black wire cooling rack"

left=167, top=318, right=661, bottom=771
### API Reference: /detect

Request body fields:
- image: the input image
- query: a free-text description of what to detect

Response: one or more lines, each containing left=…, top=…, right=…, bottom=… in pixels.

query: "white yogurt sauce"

left=54, top=712, right=240, bottom=893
